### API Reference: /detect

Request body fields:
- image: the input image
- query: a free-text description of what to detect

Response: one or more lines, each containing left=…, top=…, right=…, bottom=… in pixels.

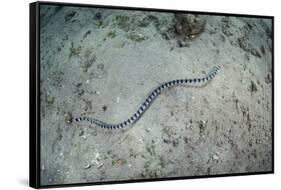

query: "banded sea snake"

left=75, top=65, right=221, bottom=129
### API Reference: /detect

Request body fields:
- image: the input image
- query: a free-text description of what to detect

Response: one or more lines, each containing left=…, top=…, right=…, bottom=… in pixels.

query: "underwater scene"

left=39, top=4, right=272, bottom=186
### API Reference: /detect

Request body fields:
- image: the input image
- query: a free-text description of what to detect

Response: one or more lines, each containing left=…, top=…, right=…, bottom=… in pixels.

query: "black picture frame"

left=30, top=1, right=274, bottom=189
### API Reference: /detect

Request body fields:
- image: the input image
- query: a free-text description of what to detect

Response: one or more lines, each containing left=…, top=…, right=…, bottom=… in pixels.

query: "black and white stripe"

left=75, top=65, right=221, bottom=129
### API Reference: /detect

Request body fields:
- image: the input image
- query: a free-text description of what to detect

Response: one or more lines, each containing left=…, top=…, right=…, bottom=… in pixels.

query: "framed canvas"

left=29, top=1, right=274, bottom=188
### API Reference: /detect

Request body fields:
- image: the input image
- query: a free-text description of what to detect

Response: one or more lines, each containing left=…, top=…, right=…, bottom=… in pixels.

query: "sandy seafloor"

left=39, top=4, right=273, bottom=186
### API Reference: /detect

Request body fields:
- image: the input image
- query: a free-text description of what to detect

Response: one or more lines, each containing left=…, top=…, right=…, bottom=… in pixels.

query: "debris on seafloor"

left=46, top=94, right=55, bottom=104
left=265, top=73, right=272, bottom=84
left=172, top=139, right=179, bottom=147
left=249, top=80, right=258, bottom=94
left=74, top=82, right=85, bottom=96
left=102, top=105, right=107, bottom=112
left=64, top=112, right=73, bottom=124
left=83, top=163, right=91, bottom=169
left=198, top=120, right=207, bottom=136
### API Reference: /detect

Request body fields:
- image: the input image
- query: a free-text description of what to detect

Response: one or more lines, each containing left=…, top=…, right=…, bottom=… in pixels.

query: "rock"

left=94, top=12, right=102, bottom=20
left=174, top=13, right=206, bottom=39
left=265, top=73, right=272, bottom=84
